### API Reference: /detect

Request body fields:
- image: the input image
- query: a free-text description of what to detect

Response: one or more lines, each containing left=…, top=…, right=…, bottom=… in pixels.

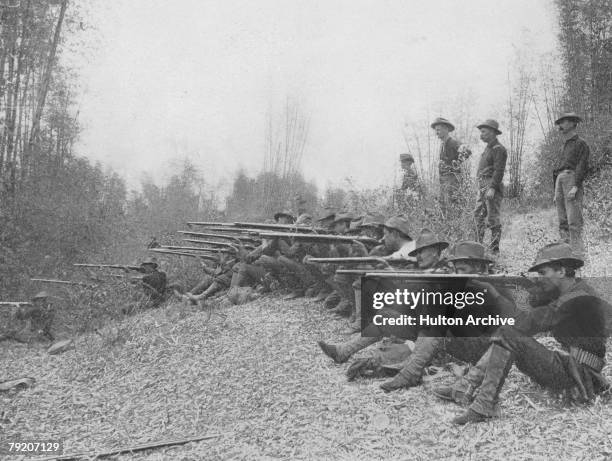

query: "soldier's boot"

left=284, top=289, right=305, bottom=300
left=329, top=300, right=352, bottom=317
left=380, top=336, right=443, bottom=392
left=490, top=226, right=502, bottom=255
left=317, top=336, right=380, bottom=364
left=314, top=288, right=332, bottom=302
left=324, top=291, right=341, bottom=310
left=433, top=363, right=485, bottom=405
left=569, top=230, right=585, bottom=258
left=453, top=344, right=514, bottom=424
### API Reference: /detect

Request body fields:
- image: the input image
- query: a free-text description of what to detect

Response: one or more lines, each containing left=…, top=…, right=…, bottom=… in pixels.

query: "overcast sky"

left=74, top=0, right=559, bottom=195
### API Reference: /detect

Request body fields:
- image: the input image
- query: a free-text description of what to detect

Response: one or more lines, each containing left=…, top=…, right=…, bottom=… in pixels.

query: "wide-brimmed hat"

left=527, top=242, right=584, bottom=272
left=332, top=212, right=356, bottom=225
left=316, top=208, right=336, bottom=223
left=274, top=210, right=296, bottom=222
left=32, top=291, right=49, bottom=300
left=295, top=213, right=313, bottom=226
left=345, top=218, right=364, bottom=235
left=140, top=257, right=158, bottom=268
left=554, top=112, right=583, bottom=125
left=408, top=229, right=449, bottom=256
left=447, top=241, right=492, bottom=264
left=476, top=119, right=502, bottom=135
left=383, top=216, right=412, bottom=240
left=358, top=213, right=386, bottom=228
left=399, top=153, right=414, bottom=163
left=431, top=117, right=455, bottom=132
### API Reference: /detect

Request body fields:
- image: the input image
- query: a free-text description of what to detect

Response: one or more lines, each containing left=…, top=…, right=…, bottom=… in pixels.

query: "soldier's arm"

left=490, top=146, right=507, bottom=191
left=574, top=140, right=590, bottom=188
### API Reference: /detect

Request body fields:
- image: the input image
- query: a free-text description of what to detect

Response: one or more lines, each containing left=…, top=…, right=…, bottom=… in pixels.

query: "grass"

left=1, top=206, right=612, bottom=460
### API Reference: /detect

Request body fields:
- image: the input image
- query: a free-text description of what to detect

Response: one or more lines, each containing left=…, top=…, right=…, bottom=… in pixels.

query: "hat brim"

left=408, top=241, right=449, bottom=257
left=447, top=256, right=493, bottom=265
left=528, top=257, right=584, bottom=273
left=383, top=225, right=412, bottom=240
left=141, top=262, right=158, bottom=268
left=554, top=116, right=582, bottom=125
left=431, top=122, right=455, bottom=132
left=476, top=124, right=502, bottom=135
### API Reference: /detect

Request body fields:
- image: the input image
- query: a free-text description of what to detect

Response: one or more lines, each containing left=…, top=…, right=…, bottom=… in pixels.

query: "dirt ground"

left=2, top=208, right=612, bottom=460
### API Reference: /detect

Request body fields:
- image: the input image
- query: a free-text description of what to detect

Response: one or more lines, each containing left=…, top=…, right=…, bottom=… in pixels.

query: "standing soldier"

left=474, top=119, right=507, bottom=256
left=432, top=117, right=471, bottom=214
left=398, top=153, right=421, bottom=198
left=553, top=112, right=589, bottom=256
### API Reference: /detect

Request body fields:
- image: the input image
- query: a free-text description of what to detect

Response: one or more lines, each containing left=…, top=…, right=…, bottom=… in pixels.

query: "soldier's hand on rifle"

left=468, top=279, right=499, bottom=299
left=351, top=240, right=368, bottom=256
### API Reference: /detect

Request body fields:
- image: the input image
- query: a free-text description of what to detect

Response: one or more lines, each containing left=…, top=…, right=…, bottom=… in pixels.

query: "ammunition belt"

left=570, top=346, right=605, bottom=372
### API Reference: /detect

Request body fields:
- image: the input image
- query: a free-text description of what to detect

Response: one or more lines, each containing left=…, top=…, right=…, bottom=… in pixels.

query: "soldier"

left=553, top=112, right=589, bottom=256
left=442, top=242, right=609, bottom=425
left=273, top=210, right=296, bottom=225
left=432, top=117, right=471, bottom=214
left=4, top=292, right=55, bottom=342
left=316, top=226, right=433, bottom=366
left=139, top=258, right=167, bottom=304
left=382, top=216, right=416, bottom=260
left=474, top=119, right=507, bottom=256
left=378, top=241, right=516, bottom=391
left=185, top=253, right=236, bottom=302
left=398, top=153, right=421, bottom=197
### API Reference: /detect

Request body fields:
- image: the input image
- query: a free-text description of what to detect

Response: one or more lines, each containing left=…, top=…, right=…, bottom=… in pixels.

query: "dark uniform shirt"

left=476, top=139, right=507, bottom=192
left=514, top=279, right=607, bottom=358
left=142, top=270, right=167, bottom=299
left=439, top=137, right=462, bottom=175
left=401, top=167, right=419, bottom=190
left=554, top=134, right=590, bottom=188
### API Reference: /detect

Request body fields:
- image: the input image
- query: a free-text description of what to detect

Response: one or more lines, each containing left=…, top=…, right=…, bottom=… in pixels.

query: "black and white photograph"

left=1, top=0, right=612, bottom=459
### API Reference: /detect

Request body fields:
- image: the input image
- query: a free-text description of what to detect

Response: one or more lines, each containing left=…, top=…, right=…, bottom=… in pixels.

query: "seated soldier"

left=317, top=227, right=445, bottom=366
left=139, top=257, right=167, bottom=305
left=321, top=211, right=358, bottom=310
left=230, top=211, right=295, bottom=290
left=378, top=241, right=516, bottom=391
left=277, top=213, right=320, bottom=300
left=439, top=242, right=610, bottom=425
left=306, top=209, right=338, bottom=301
left=185, top=252, right=236, bottom=302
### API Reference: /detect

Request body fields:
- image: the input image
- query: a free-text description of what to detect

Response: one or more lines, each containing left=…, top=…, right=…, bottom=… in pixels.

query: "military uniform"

left=553, top=113, right=589, bottom=254
left=140, top=259, right=167, bottom=305
left=444, top=243, right=609, bottom=424
left=474, top=120, right=507, bottom=254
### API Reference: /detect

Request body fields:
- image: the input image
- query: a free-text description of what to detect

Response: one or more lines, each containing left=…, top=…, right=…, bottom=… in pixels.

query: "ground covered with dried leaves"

left=2, top=209, right=612, bottom=460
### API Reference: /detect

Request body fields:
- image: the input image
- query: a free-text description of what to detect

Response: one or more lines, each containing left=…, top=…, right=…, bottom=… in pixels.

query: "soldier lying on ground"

left=1, top=291, right=54, bottom=343
left=439, top=242, right=611, bottom=425
left=137, top=258, right=167, bottom=306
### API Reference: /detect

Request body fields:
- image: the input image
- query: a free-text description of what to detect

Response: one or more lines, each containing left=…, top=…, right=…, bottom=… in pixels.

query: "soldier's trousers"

left=277, top=256, right=316, bottom=289
left=474, top=182, right=503, bottom=251
left=468, top=326, right=606, bottom=417
left=440, top=173, right=460, bottom=215
left=231, top=262, right=267, bottom=288
left=555, top=170, right=584, bottom=253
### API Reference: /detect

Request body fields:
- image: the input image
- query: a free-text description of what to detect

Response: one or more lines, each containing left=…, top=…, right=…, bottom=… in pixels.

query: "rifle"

left=149, top=248, right=219, bottom=259
left=0, top=301, right=32, bottom=307
left=258, top=232, right=379, bottom=245
left=187, top=221, right=235, bottom=227
left=179, top=231, right=260, bottom=242
left=234, top=222, right=326, bottom=233
left=182, top=240, right=238, bottom=252
left=31, top=278, right=94, bottom=287
left=307, top=257, right=410, bottom=265
left=177, top=232, right=255, bottom=248
left=186, top=226, right=261, bottom=235
left=74, top=263, right=142, bottom=272
left=359, top=272, right=537, bottom=288
left=162, top=245, right=233, bottom=254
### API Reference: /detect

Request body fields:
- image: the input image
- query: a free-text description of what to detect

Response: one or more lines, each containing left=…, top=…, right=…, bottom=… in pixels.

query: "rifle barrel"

left=187, top=222, right=235, bottom=227
left=0, top=301, right=32, bottom=306
left=179, top=231, right=259, bottom=242
left=234, top=222, right=326, bottom=233
left=73, top=264, right=141, bottom=271
left=259, top=232, right=378, bottom=245
left=150, top=249, right=218, bottom=259
left=31, top=278, right=92, bottom=287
